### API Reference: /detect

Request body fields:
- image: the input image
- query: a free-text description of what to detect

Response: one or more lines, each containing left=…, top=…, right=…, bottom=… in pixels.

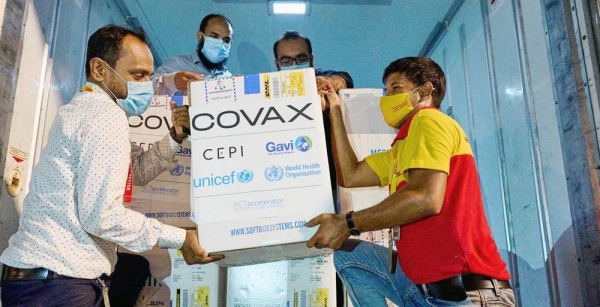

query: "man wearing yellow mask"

left=306, top=57, right=514, bottom=306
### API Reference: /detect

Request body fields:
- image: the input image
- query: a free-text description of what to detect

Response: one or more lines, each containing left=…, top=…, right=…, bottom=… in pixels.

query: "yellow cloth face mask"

left=379, top=92, right=414, bottom=128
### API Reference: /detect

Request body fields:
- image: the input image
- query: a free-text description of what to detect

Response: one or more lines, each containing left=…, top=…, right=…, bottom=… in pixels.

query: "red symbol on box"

left=13, top=156, right=23, bottom=163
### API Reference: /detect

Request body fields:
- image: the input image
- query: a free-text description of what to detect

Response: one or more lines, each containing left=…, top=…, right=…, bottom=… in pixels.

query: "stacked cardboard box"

left=187, top=69, right=334, bottom=266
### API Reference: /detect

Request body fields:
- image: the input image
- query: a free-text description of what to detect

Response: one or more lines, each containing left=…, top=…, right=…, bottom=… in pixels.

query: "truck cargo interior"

left=1, top=0, right=600, bottom=306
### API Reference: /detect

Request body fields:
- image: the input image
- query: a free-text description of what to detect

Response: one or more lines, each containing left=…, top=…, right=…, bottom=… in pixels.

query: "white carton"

left=337, top=89, right=397, bottom=244
left=116, top=247, right=224, bottom=307
left=226, top=255, right=336, bottom=307
left=127, top=95, right=195, bottom=228
left=337, top=89, right=399, bottom=307
left=188, top=69, right=334, bottom=266
left=166, top=250, right=227, bottom=307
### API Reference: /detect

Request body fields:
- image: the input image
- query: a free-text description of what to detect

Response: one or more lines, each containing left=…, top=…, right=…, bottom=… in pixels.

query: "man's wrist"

left=169, top=126, right=186, bottom=144
left=346, top=211, right=361, bottom=236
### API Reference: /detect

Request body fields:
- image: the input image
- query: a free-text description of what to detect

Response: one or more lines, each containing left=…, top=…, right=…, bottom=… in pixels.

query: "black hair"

left=199, top=14, right=232, bottom=32
left=316, top=69, right=354, bottom=89
left=85, top=24, right=146, bottom=78
left=382, top=57, right=446, bottom=107
left=273, top=30, right=313, bottom=59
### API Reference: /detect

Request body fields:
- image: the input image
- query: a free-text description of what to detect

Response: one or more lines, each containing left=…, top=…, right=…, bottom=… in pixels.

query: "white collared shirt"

left=0, top=82, right=186, bottom=279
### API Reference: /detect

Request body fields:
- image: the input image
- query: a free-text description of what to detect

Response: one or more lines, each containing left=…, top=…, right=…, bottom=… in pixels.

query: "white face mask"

left=101, top=60, right=154, bottom=116
left=201, top=35, right=231, bottom=63
left=280, top=62, right=311, bottom=71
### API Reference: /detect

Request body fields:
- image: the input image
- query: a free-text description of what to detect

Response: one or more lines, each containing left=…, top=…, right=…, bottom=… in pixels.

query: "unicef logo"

left=264, top=165, right=284, bottom=181
left=170, top=164, right=184, bottom=176
left=294, top=136, right=312, bottom=152
left=237, top=170, right=254, bottom=183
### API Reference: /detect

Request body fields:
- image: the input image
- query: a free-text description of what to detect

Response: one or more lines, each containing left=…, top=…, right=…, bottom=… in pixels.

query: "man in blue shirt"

left=152, top=14, right=233, bottom=96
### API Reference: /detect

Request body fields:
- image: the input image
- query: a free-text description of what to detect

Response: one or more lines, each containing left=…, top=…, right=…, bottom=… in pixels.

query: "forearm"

left=132, top=135, right=178, bottom=185
left=352, top=170, right=447, bottom=232
left=352, top=187, right=438, bottom=232
left=329, top=105, right=359, bottom=187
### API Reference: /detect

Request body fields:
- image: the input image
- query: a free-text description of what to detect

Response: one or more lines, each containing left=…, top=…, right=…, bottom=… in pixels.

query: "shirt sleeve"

left=398, top=113, right=456, bottom=175
left=364, top=150, right=393, bottom=187
left=152, top=58, right=180, bottom=95
left=131, top=135, right=179, bottom=186
left=75, top=111, right=186, bottom=252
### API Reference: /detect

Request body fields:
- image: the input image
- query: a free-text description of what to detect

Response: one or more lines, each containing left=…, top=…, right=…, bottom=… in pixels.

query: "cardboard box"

left=188, top=69, right=334, bottom=266
left=337, top=88, right=396, bottom=232
left=337, top=89, right=399, bottom=307
left=115, top=247, right=225, bottom=307
left=127, top=96, right=195, bottom=228
left=166, top=249, right=227, bottom=307
left=226, top=255, right=336, bottom=307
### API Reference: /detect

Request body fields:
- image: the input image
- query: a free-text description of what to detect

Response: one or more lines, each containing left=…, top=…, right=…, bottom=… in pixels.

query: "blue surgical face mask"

left=201, top=35, right=231, bottom=64
left=101, top=61, right=154, bottom=117
left=280, top=62, right=311, bottom=71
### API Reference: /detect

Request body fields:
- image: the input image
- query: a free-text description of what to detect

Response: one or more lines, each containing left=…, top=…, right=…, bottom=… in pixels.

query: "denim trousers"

left=1, top=274, right=108, bottom=307
left=334, top=240, right=515, bottom=307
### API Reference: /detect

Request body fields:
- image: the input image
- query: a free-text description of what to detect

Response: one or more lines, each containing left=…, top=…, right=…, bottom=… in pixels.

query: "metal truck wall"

left=0, top=0, right=129, bottom=257
left=427, top=0, right=590, bottom=306
left=0, top=0, right=27, bottom=246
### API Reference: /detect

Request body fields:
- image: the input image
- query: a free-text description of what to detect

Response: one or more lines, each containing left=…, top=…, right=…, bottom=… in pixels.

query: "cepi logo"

left=193, top=170, right=253, bottom=188
left=265, top=135, right=312, bottom=155
left=202, top=146, right=244, bottom=160
left=264, top=165, right=284, bottom=181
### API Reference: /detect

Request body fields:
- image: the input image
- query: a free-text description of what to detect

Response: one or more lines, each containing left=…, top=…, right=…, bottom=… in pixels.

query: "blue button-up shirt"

left=152, top=51, right=232, bottom=96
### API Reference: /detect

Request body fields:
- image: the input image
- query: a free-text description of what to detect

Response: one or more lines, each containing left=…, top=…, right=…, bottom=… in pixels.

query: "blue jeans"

left=1, top=273, right=108, bottom=307
left=334, top=240, right=515, bottom=307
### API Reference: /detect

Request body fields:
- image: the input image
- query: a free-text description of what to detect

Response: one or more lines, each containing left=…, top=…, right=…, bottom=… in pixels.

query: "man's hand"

left=316, top=76, right=330, bottom=92
left=318, top=83, right=341, bottom=112
left=328, top=76, right=348, bottom=92
left=174, top=71, right=204, bottom=91
left=170, top=101, right=190, bottom=139
left=316, top=75, right=348, bottom=92
left=306, top=213, right=350, bottom=250
left=179, top=231, right=224, bottom=265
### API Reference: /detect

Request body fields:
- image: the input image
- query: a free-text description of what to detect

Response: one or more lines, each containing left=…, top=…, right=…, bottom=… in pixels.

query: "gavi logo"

left=265, top=136, right=312, bottom=155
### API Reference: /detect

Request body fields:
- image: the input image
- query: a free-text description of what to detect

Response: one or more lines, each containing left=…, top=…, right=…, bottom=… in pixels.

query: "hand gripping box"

left=188, top=68, right=334, bottom=267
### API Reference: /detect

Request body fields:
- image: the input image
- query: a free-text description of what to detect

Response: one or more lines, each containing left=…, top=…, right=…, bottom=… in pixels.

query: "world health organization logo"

left=294, top=136, right=312, bottom=152
left=264, top=165, right=284, bottom=181
left=237, top=170, right=254, bottom=183
left=170, top=164, right=184, bottom=176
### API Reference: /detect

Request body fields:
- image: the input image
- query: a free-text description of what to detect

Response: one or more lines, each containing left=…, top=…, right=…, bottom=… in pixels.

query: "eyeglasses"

left=277, top=54, right=310, bottom=67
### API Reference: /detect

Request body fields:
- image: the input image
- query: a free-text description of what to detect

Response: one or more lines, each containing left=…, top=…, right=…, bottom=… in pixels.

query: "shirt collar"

left=81, top=82, right=104, bottom=93
left=192, top=50, right=201, bottom=64
left=191, top=51, right=229, bottom=75
left=391, top=106, right=438, bottom=146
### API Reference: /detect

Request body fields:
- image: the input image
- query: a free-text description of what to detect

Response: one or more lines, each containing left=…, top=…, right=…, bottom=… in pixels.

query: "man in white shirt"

left=0, top=24, right=222, bottom=307
left=152, top=14, right=234, bottom=96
